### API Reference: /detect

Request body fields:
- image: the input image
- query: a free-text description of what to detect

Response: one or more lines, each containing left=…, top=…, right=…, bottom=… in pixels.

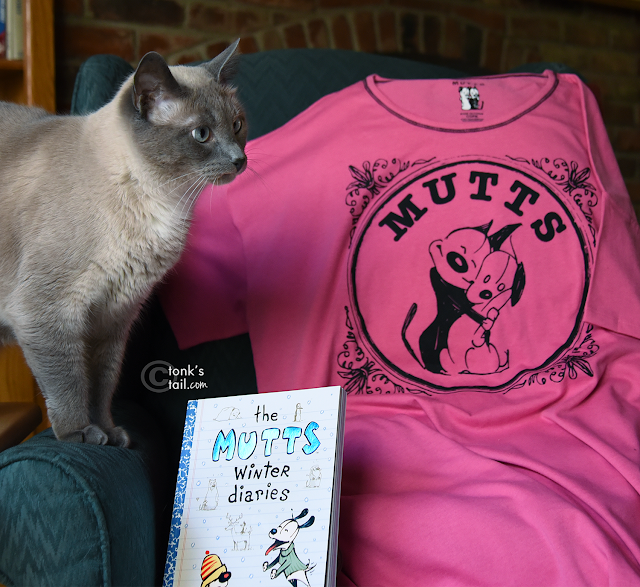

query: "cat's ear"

left=132, top=51, right=182, bottom=120
left=206, top=39, right=241, bottom=85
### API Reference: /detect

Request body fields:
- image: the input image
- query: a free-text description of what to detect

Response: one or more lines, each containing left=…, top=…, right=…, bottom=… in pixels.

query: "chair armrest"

left=0, top=400, right=169, bottom=587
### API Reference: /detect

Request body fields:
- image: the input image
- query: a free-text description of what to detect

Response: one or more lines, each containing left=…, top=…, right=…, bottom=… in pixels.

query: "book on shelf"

left=0, top=0, right=5, bottom=59
left=4, top=0, right=21, bottom=61
left=163, top=386, right=346, bottom=587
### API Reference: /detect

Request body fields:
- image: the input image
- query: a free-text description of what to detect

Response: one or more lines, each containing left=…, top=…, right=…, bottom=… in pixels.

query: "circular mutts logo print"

left=348, top=159, right=590, bottom=393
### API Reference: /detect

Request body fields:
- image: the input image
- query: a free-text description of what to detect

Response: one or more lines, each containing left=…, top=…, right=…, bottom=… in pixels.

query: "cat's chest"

left=92, top=209, right=188, bottom=307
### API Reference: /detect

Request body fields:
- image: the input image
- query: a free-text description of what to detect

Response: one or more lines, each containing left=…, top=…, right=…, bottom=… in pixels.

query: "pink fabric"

left=160, top=71, right=640, bottom=585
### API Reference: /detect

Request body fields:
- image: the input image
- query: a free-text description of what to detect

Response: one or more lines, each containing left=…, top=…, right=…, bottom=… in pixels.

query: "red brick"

left=56, top=0, right=83, bottom=17
left=538, top=43, right=590, bottom=72
left=355, top=12, right=376, bottom=53
left=625, top=179, right=640, bottom=205
left=564, top=20, right=609, bottom=48
left=272, top=12, right=296, bottom=26
left=502, top=41, right=527, bottom=72
left=610, top=27, right=640, bottom=52
left=483, top=31, right=503, bottom=72
left=510, top=16, right=561, bottom=42
left=175, top=53, right=203, bottom=65
left=189, top=4, right=227, bottom=32
left=378, top=11, right=398, bottom=53
left=90, top=0, right=184, bottom=27
left=235, top=10, right=269, bottom=33
left=616, top=155, right=639, bottom=180
left=442, top=18, right=463, bottom=60
left=463, top=24, right=483, bottom=67
left=390, top=0, right=445, bottom=9
left=586, top=82, right=604, bottom=113
left=240, top=0, right=314, bottom=9
left=262, top=29, right=285, bottom=50
left=615, top=128, right=640, bottom=152
left=55, top=63, right=79, bottom=114
left=400, top=12, right=418, bottom=53
left=600, top=101, right=635, bottom=126
left=284, top=24, right=307, bottom=49
left=522, top=44, right=543, bottom=65
left=239, top=37, right=260, bottom=54
left=58, top=24, right=135, bottom=61
left=308, top=19, right=330, bottom=49
left=320, top=0, right=382, bottom=7
left=332, top=15, right=353, bottom=50
left=589, top=51, right=638, bottom=77
left=423, top=15, right=441, bottom=56
left=206, top=42, right=226, bottom=59
left=139, top=33, right=204, bottom=58
left=450, top=5, right=506, bottom=32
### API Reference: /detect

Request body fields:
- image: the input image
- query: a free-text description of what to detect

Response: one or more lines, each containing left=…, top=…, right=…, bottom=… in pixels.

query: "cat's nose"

left=232, top=155, right=247, bottom=173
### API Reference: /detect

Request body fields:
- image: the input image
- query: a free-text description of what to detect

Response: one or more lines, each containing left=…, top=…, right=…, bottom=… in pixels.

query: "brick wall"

left=54, top=0, right=640, bottom=217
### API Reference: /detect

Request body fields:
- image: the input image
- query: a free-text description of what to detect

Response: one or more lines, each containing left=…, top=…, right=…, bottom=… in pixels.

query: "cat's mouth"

left=214, top=172, right=239, bottom=185
left=211, top=155, right=247, bottom=185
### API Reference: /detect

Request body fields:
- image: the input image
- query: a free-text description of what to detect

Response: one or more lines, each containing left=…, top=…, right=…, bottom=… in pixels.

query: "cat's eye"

left=233, top=118, right=243, bottom=134
left=191, top=126, right=211, bottom=143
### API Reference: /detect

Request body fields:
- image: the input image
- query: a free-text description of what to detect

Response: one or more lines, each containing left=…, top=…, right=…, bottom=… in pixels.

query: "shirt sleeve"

left=158, top=183, right=249, bottom=348
left=580, top=80, right=640, bottom=339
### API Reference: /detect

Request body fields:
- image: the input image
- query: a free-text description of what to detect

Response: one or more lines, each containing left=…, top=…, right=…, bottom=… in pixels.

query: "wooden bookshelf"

left=0, top=0, right=54, bottom=436
left=0, top=0, right=55, bottom=112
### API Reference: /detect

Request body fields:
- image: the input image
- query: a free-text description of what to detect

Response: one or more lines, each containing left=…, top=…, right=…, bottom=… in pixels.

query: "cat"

left=0, top=40, right=247, bottom=447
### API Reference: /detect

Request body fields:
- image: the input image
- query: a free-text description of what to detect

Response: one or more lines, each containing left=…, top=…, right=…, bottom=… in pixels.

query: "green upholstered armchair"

left=0, top=49, right=577, bottom=587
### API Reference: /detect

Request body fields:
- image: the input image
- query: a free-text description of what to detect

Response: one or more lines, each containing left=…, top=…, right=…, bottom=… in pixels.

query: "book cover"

left=164, top=386, right=346, bottom=587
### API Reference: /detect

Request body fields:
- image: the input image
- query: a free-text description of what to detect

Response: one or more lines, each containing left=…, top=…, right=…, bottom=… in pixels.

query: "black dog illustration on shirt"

left=402, top=221, right=525, bottom=374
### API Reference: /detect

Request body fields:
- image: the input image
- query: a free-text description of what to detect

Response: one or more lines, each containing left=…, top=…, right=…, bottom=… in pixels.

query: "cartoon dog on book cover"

left=264, top=509, right=316, bottom=586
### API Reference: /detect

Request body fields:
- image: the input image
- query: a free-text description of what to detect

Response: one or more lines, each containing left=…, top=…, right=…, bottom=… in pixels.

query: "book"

left=5, top=0, right=21, bottom=61
left=0, top=0, right=6, bottom=59
left=163, top=386, right=346, bottom=587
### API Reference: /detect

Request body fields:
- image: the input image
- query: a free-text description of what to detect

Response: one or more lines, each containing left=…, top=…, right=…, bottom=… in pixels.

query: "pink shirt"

left=161, top=71, right=640, bottom=585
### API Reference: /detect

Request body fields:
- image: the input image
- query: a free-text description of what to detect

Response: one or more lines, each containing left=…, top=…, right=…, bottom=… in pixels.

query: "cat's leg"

left=87, top=324, right=133, bottom=448
left=0, top=323, right=15, bottom=346
left=14, top=322, right=106, bottom=444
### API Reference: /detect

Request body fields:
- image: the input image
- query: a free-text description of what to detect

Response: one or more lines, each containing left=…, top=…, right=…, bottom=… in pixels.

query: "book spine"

left=0, top=0, right=6, bottom=59
left=163, top=399, right=199, bottom=587
left=13, top=0, right=20, bottom=60
left=4, top=0, right=11, bottom=60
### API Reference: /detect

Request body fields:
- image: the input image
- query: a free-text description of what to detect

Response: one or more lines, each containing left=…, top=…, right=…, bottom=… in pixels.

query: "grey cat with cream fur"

left=0, top=40, right=247, bottom=447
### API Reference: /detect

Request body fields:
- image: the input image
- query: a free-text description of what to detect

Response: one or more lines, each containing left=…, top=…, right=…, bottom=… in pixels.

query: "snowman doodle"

left=402, top=221, right=524, bottom=374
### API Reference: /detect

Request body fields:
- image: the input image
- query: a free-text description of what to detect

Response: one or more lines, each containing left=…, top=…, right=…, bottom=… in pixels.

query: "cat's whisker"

left=171, top=182, right=196, bottom=220
left=162, top=172, right=201, bottom=199
left=175, top=175, right=207, bottom=222
left=185, top=176, right=208, bottom=219
left=156, top=170, right=198, bottom=191
left=245, top=164, right=273, bottom=195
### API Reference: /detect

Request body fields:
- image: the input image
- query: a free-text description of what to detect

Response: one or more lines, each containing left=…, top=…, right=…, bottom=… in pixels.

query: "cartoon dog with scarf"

left=263, top=509, right=315, bottom=586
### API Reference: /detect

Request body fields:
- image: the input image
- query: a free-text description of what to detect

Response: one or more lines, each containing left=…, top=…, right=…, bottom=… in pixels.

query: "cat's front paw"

left=57, top=424, right=109, bottom=444
left=105, top=426, right=130, bottom=448
left=82, top=424, right=110, bottom=445
left=58, top=425, right=130, bottom=447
